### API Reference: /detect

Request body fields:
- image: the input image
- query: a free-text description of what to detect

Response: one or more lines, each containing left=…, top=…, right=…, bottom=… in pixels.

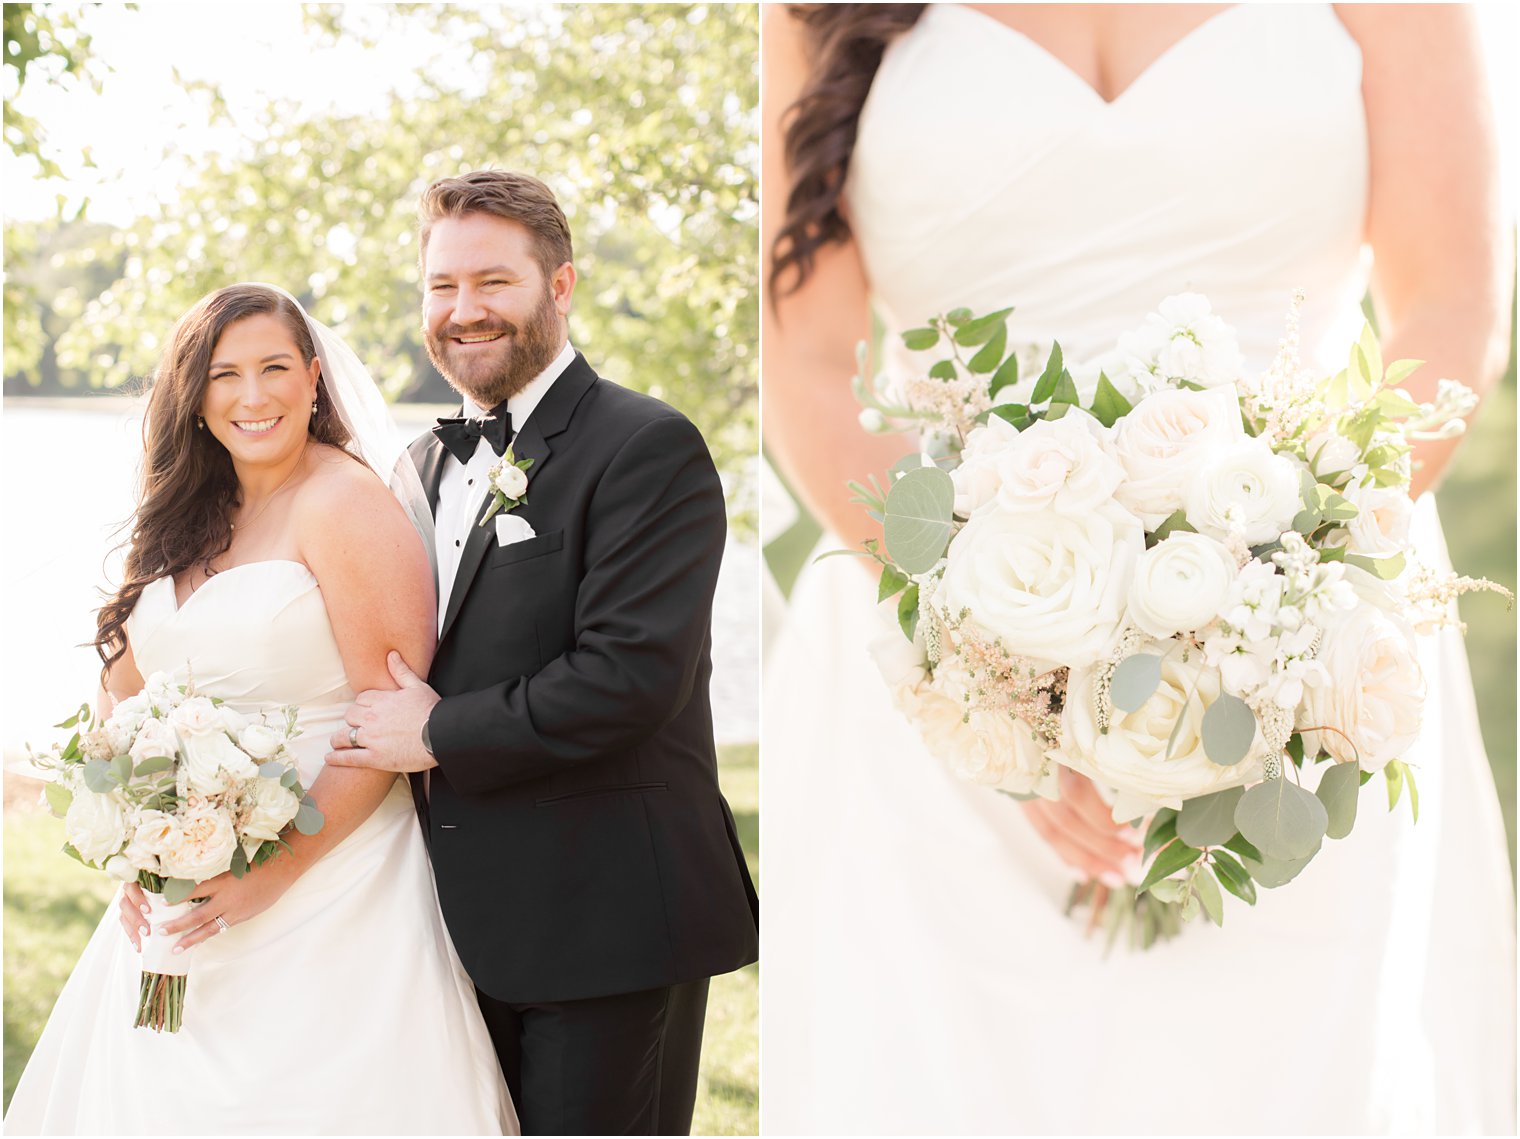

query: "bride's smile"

left=201, top=312, right=320, bottom=469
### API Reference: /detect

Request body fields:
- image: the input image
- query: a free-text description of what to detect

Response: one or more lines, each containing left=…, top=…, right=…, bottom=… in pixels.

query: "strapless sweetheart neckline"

left=154, top=559, right=316, bottom=617
left=947, top=3, right=1247, bottom=108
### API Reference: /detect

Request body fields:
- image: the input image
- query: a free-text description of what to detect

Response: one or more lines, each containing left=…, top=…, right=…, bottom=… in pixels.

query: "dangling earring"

left=196, top=416, right=205, bottom=430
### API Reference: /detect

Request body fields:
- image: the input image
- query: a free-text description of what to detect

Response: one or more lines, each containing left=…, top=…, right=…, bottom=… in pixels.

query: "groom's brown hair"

left=417, top=170, right=573, bottom=279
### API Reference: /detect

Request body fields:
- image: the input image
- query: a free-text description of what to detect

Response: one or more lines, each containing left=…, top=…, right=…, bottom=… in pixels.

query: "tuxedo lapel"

left=437, top=354, right=597, bottom=646
left=409, top=430, right=450, bottom=514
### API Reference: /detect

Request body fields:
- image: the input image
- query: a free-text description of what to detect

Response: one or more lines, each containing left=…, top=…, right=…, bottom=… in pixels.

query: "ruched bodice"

left=848, top=4, right=1369, bottom=373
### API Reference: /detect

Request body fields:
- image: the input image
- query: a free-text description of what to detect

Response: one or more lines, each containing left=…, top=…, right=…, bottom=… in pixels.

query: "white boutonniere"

left=479, top=446, right=533, bottom=527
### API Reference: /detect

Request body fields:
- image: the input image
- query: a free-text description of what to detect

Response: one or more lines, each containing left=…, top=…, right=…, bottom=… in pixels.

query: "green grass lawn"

left=3, top=744, right=760, bottom=1133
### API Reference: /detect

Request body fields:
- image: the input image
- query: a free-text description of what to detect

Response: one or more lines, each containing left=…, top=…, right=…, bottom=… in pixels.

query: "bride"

left=762, top=4, right=1514, bottom=1134
left=5, top=284, right=517, bottom=1134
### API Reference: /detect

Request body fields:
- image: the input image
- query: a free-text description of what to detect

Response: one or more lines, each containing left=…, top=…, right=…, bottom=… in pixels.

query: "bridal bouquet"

left=31, top=672, right=324, bottom=1030
left=852, top=293, right=1507, bottom=947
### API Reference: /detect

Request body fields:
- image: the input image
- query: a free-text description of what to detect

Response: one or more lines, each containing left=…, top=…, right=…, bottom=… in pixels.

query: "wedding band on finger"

left=348, top=725, right=360, bottom=748
left=213, top=916, right=230, bottom=933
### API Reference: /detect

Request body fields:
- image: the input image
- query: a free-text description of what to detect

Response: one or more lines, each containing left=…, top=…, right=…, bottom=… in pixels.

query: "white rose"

left=1339, top=482, right=1414, bottom=559
left=127, top=716, right=180, bottom=765
left=936, top=499, right=1144, bottom=670
left=1305, top=427, right=1364, bottom=485
left=1300, top=604, right=1424, bottom=772
left=105, top=693, right=150, bottom=751
left=907, top=658, right=1057, bottom=798
left=492, top=463, right=529, bottom=500
left=241, top=778, right=302, bottom=842
left=950, top=414, right=1022, bottom=517
left=180, top=729, right=260, bottom=795
left=64, top=789, right=128, bottom=865
left=170, top=696, right=225, bottom=736
left=104, top=854, right=138, bottom=882
left=1127, top=532, right=1240, bottom=638
left=1056, top=644, right=1265, bottom=822
left=1112, top=387, right=1245, bottom=528
left=992, top=408, right=1124, bottom=515
left=1184, top=438, right=1301, bottom=545
left=868, top=599, right=928, bottom=696
left=158, top=806, right=239, bottom=882
left=123, top=809, right=182, bottom=873
left=144, top=672, right=181, bottom=704
left=1114, top=293, right=1244, bottom=391
left=238, top=723, right=286, bottom=761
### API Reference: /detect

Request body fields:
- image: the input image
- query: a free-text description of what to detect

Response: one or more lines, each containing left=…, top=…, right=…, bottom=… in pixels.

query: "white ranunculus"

left=1112, top=387, right=1245, bottom=528
left=1056, top=644, right=1265, bottom=822
left=1300, top=604, right=1424, bottom=772
left=1128, top=532, right=1240, bottom=638
left=949, top=414, right=1023, bottom=517
left=992, top=408, right=1124, bottom=515
left=64, top=789, right=129, bottom=865
left=1183, top=438, right=1302, bottom=545
left=127, top=716, right=180, bottom=765
left=241, top=778, right=302, bottom=842
left=492, top=463, right=529, bottom=500
left=238, top=723, right=285, bottom=761
left=936, top=499, right=1144, bottom=670
left=1339, top=482, right=1415, bottom=558
left=158, top=806, right=238, bottom=883
left=907, top=658, right=1057, bottom=798
left=180, top=729, right=259, bottom=796
left=104, top=854, right=138, bottom=882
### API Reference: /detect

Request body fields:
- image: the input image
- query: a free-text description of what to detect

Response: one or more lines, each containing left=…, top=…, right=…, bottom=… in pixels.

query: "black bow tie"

left=433, top=402, right=513, bottom=464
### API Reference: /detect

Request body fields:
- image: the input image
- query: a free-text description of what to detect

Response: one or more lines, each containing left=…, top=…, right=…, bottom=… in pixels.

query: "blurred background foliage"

left=3, top=2, right=758, bottom=530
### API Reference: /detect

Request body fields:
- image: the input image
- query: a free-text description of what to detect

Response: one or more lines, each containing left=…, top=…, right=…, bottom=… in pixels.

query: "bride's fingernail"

left=140, top=904, right=150, bottom=914
left=172, top=946, right=183, bottom=955
left=139, top=926, right=149, bottom=937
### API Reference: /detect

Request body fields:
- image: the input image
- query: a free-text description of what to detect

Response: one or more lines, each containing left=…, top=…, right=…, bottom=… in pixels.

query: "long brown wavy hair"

left=94, top=285, right=354, bottom=681
left=769, top=3, right=926, bottom=304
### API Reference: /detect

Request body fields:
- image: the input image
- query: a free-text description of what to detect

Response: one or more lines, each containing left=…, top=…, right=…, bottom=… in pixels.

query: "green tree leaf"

left=1088, top=372, right=1133, bottom=428
left=1138, top=838, right=1202, bottom=893
left=877, top=564, right=909, bottom=604
left=44, top=781, right=73, bottom=817
left=988, top=351, right=1020, bottom=397
left=902, top=327, right=939, bottom=351
left=134, top=755, right=173, bottom=776
left=1194, top=866, right=1224, bottom=926
left=1030, top=343, right=1064, bottom=404
left=1143, top=809, right=1178, bottom=860
left=966, top=325, right=1007, bottom=374
left=897, top=583, right=920, bottom=642
left=1209, top=850, right=1257, bottom=905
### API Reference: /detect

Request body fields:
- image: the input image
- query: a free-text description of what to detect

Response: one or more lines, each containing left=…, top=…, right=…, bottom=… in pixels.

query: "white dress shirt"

left=433, top=340, right=576, bottom=630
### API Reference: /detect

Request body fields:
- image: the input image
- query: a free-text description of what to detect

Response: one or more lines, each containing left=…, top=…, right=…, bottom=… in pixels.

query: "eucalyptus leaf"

left=1164, top=695, right=1192, bottom=760
left=1234, top=777, right=1328, bottom=861
left=1149, top=510, right=1196, bottom=543
left=1201, top=693, right=1256, bottom=766
left=161, top=878, right=199, bottom=905
left=902, top=327, right=939, bottom=351
left=82, top=758, right=113, bottom=794
left=1209, top=850, right=1257, bottom=905
left=1109, top=654, right=1162, bottom=714
left=889, top=453, right=929, bottom=480
left=1176, top=786, right=1245, bottom=847
left=897, top=584, right=920, bottom=642
left=882, top=466, right=956, bottom=575
left=989, top=352, right=1020, bottom=397
left=44, top=781, right=72, bottom=817
left=1243, top=840, right=1322, bottom=889
left=109, top=754, right=133, bottom=787
left=280, top=768, right=300, bottom=789
left=967, top=325, right=1007, bottom=375
left=1194, top=866, right=1224, bottom=926
left=257, top=760, right=286, bottom=779
left=1315, top=761, right=1361, bottom=839
left=1138, top=839, right=1202, bottom=893
left=135, top=755, right=174, bottom=777
left=293, top=801, right=326, bottom=837
left=230, top=844, right=250, bottom=879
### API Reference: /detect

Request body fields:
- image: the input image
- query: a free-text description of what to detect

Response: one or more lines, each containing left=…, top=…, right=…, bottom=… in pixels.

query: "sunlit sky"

left=3, top=2, right=1517, bottom=226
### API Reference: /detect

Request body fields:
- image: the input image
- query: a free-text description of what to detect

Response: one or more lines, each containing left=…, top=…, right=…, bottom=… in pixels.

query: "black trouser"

left=475, top=978, right=710, bottom=1135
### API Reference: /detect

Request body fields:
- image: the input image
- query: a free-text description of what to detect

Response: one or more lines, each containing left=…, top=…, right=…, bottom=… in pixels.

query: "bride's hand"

left=116, top=865, right=299, bottom=954
left=1021, top=769, right=1141, bottom=885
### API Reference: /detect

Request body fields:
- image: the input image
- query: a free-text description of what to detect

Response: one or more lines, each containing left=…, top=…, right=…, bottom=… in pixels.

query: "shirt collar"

left=460, top=340, right=576, bottom=432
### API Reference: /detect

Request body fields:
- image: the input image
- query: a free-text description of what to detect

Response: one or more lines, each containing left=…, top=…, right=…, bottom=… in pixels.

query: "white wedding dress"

left=763, top=6, right=1515, bottom=1134
left=6, top=561, right=518, bottom=1135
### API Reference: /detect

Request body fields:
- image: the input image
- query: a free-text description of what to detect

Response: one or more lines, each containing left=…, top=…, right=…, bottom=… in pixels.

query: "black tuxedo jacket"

left=408, top=352, right=758, bottom=1004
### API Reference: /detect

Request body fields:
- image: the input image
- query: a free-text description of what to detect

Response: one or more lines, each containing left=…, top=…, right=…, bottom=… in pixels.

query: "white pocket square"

left=494, top=514, right=537, bottom=546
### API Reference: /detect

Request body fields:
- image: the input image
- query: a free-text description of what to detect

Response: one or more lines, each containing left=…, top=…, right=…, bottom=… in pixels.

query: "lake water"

left=1, top=399, right=759, bottom=753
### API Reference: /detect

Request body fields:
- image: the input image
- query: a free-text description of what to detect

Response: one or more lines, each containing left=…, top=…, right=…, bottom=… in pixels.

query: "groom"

left=327, top=170, right=758, bottom=1135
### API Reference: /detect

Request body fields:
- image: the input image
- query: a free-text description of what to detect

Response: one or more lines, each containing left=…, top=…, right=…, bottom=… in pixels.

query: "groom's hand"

left=325, top=652, right=441, bottom=773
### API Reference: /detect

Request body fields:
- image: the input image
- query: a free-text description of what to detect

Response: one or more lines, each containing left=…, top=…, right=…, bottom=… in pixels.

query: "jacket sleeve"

left=426, top=412, right=726, bottom=794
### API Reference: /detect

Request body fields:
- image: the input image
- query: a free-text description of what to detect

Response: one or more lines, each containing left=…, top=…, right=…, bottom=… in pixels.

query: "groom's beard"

left=424, top=284, right=563, bottom=408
